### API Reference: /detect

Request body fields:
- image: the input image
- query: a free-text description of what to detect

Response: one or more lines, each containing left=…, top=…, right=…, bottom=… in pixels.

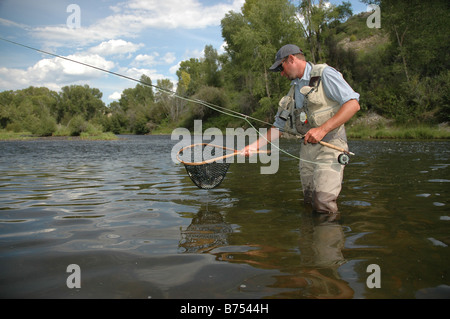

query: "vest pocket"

left=309, top=105, right=340, bottom=126
left=293, top=108, right=311, bottom=135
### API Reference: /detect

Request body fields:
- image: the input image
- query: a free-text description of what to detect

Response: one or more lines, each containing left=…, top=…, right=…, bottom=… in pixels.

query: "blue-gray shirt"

left=273, top=62, right=360, bottom=131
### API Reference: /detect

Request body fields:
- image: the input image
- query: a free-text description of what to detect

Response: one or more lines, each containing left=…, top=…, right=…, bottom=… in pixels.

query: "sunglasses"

left=274, top=56, right=288, bottom=72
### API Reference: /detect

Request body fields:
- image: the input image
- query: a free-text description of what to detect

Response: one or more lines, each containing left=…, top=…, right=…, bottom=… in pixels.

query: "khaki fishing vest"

left=278, top=63, right=346, bottom=141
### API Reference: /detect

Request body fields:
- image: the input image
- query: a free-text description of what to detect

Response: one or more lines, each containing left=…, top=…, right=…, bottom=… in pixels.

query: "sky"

left=0, top=0, right=368, bottom=105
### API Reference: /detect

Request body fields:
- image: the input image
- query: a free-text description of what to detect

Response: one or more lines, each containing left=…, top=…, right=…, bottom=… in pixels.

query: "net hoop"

left=176, top=143, right=238, bottom=166
left=176, top=143, right=271, bottom=189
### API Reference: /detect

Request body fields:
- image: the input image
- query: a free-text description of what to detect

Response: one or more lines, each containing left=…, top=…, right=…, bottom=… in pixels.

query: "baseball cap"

left=269, top=44, right=304, bottom=72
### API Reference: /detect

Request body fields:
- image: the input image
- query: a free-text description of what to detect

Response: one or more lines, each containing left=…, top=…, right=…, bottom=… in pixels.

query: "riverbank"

left=0, top=130, right=118, bottom=141
left=1, top=114, right=449, bottom=141
left=346, top=113, right=450, bottom=139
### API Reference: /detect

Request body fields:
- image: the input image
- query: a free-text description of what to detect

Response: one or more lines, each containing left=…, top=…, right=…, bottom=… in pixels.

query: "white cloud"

left=132, top=51, right=176, bottom=67
left=119, top=0, right=245, bottom=29
left=162, top=52, right=176, bottom=64
left=0, top=53, right=115, bottom=92
left=169, top=61, right=181, bottom=75
left=218, top=41, right=227, bottom=54
left=0, top=17, right=29, bottom=29
left=183, top=48, right=204, bottom=60
left=108, top=91, right=122, bottom=100
left=117, top=66, right=166, bottom=84
left=29, top=0, right=245, bottom=47
left=133, top=53, right=159, bottom=66
left=89, top=39, right=144, bottom=56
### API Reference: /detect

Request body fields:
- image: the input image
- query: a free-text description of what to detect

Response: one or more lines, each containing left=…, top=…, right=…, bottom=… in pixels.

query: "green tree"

left=202, top=45, right=222, bottom=88
left=365, top=0, right=449, bottom=79
left=221, top=0, right=299, bottom=119
left=119, top=74, right=154, bottom=111
left=116, top=74, right=156, bottom=134
left=359, top=0, right=450, bottom=122
left=0, top=87, right=58, bottom=136
left=297, top=0, right=352, bottom=63
left=177, top=58, right=204, bottom=96
left=58, top=84, right=105, bottom=123
left=155, top=78, right=179, bottom=123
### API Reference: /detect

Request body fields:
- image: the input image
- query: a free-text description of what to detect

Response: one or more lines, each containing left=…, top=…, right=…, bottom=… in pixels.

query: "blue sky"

left=0, top=0, right=367, bottom=104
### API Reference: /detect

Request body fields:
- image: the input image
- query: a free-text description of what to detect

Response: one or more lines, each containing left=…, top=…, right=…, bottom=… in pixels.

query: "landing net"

left=177, top=143, right=237, bottom=189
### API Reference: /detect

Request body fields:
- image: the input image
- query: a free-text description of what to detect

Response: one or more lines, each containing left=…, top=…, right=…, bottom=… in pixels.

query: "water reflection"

left=269, top=211, right=352, bottom=299
left=180, top=206, right=233, bottom=253
left=180, top=199, right=353, bottom=298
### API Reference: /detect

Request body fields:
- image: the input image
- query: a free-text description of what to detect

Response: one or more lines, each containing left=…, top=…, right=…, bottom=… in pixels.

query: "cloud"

left=0, top=17, right=29, bottom=29
left=117, top=66, right=166, bottom=84
left=108, top=91, right=122, bottom=100
left=169, top=61, right=181, bottom=75
left=117, top=0, right=245, bottom=29
left=132, top=51, right=176, bottom=67
left=162, top=52, right=176, bottom=64
left=29, top=0, right=245, bottom=47
left=0, top=53, right=115, bottom=92
left=88, top=39, right=144, bottom=56
left=133, top=53, right=159, bottom=66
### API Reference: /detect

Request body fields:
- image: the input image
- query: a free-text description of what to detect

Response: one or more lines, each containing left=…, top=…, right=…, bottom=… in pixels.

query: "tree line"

left=1, top=0, right=448, bottom=137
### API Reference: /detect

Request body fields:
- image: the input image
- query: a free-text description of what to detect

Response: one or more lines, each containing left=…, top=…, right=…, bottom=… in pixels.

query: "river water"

left=0, top=135, right=449, bottom=299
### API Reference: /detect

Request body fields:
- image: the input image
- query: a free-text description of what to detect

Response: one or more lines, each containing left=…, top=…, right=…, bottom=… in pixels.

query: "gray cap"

left=269, top=44, right=303, bottom=72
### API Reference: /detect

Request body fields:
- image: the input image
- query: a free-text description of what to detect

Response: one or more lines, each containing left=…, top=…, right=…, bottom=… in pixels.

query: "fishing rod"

left=0, top=37, right=353, bottom=165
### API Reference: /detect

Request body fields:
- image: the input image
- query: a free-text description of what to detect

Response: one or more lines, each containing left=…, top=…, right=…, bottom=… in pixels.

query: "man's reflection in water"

left=270, top=211, right=353, bottom=299
left=179, top=205, right=353, bottom=298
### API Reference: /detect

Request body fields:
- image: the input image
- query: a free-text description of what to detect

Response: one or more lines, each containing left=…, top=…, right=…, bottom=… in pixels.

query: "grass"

left=0, top=129, right=118, bottom=141
left=0, top=130, right=34, bottom=140
left=80, top=131, right=118, bottom=140
left=347, top=123, right=450, bottom=139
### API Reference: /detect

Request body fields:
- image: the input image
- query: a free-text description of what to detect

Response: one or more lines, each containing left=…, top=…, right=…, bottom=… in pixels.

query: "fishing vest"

left=277, top=63, right=346, bottom=142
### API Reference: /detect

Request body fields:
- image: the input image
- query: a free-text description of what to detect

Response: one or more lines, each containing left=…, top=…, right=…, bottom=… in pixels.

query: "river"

left=0, top=135, right=449, bottom=299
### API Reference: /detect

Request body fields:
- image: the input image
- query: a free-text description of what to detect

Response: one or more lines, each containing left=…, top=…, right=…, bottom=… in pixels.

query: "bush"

left=133, top=116, right=150, bottom=135
left=31, top=115, right=57, bottom=137
left=68, top=115, right=89, bottom=136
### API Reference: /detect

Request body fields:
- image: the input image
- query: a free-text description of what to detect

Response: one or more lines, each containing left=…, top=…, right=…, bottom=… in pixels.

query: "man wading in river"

left=243, top=44, right=360, bottom=214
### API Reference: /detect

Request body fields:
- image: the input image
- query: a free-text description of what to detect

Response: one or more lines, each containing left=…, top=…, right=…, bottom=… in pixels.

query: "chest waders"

left=278, top=63, right=349, bottom=213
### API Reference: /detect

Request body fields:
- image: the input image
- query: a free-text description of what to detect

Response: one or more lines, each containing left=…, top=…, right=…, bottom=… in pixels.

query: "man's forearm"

left=242, top=126, right=282, bottom=155
left=322, top=99, right=360, bottom=133
left=305, top=99, right=360, bottom=143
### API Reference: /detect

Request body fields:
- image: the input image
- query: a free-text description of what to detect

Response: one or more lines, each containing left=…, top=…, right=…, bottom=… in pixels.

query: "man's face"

left=280, top=55, right=296, bottom=80
left=280, top=55, right=305, bottom=80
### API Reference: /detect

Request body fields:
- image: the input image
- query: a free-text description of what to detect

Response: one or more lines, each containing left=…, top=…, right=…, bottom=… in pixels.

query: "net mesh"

left=177, top=143, right=234, bottom=189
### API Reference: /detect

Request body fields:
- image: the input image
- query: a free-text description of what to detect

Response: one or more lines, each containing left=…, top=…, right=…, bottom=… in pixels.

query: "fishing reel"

left=338, top=153, right=350, bottom=165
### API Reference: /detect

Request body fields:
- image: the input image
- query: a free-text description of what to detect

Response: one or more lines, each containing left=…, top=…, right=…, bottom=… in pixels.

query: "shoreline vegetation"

left=0, top=130, right=118, bottom=141
left=1, top=113, right=449, bottom=141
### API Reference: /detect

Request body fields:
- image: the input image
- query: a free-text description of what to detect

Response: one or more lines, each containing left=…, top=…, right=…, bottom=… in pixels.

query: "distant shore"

left=0, top=131, right=118, bottom=141
left=2, top=114, right=449, bottom=141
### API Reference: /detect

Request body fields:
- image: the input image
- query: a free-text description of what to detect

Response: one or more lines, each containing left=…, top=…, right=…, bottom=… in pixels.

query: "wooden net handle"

left=177, top=143, right=271, bottom=166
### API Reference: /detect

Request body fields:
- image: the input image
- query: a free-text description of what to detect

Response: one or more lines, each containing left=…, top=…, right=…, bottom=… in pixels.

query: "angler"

left=242, top=44, right=360, bottom=214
